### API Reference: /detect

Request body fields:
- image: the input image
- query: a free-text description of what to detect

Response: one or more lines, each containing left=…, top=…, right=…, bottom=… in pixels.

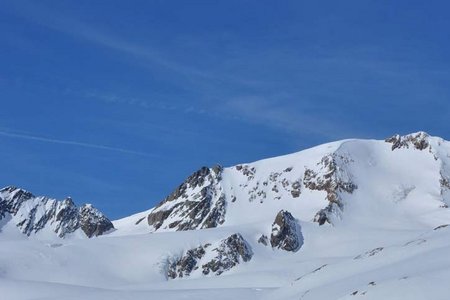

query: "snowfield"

left=2, top=132, right=450, bottom=299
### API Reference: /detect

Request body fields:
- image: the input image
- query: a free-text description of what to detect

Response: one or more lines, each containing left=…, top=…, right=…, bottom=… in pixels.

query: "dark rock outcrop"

left=304, top=155, right=356, bottom=202
left=0, top=186, right=114, bottom=238
left=433, top=224, right=449, bottom=231
left=167, top=233, right=253, bottom=279
left=313, top=202, right=341, bottom=225
left=201, top=194, right=226, bottom=229
left=270, top=210, right=303, bottom=252
left=79, top=204, right=114, bottom=238
left=385, top=132, right=430, bottom=151
left=201, top=233, right=253, bottom=275
left=304, top=154, right=357, bottom=225
left=258, top=234, right=269, bottom=246
left=167, top=245, right=208, bottom=279
left=147, top=165, right=226, bottom=232
left=147, top=210, right=172, bottom=231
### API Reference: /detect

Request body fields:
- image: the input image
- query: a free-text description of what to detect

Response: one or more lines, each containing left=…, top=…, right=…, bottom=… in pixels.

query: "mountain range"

left=2, top=131, right=450, bottom=300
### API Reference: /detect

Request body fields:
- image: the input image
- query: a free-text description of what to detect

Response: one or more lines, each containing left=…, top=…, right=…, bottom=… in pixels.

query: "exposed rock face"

left=258, top=234, right=269, bottom=246
left=167, top=233, right=253, bottom=279
left=304, top=154, right=357, bottom=225
left=385, top=132, right=430, bottom=151
left=167, top=245, right=208, bottom=279
left=0, top=186, right=34, bottom=217
left=304, top=155, right=357, bottom=202
left=201, top=194, right=226, bottom=229
left=313, top=203, right=342, bottom=225
left=147, top=165, right=227, bottom=231
left=146, top=159, right=310, bottom=233
left=0, top=186, right=114, bottom=238
left=440, top=173, right=450, bottom=206
left=270, top=210, right=303, bottom=252
left=79, top=204, right=115, bottom=238
left=202, top=233, right=253, bottom=275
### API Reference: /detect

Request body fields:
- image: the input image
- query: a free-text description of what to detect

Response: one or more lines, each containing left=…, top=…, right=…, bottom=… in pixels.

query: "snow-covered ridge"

left=117, top=131, right=450, bottom=235
left=0, top=186, right=114, bottom=238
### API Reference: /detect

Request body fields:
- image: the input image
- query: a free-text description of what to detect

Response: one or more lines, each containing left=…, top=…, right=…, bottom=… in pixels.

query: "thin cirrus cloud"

left=7, top=1, right=369, bottom=142
left=223, top=96, right=353, bottom=140
left=0, top=129, right=155, bottom=157
left=10, top=0, right=210, bottom=81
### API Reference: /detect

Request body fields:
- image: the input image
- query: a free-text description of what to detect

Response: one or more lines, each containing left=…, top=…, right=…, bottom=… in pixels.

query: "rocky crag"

left=0, top=186, right=114, bottom=238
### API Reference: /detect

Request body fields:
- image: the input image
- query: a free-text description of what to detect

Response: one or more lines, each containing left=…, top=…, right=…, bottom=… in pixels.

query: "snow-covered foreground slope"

left=2, top=132, right=450, bottom=299
left=2, top=217, right=450, bottom=299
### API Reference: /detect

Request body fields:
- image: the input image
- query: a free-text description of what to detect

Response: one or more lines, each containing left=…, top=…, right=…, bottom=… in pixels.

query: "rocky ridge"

left=385, top=131, right=430, bottom=151
left=0, top=186, right=114, bottom=238
left=147, top=166, right=226, bottom=231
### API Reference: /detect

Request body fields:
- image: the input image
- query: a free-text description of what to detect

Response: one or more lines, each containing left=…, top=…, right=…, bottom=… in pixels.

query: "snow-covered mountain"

left=2, top=132, right=450, bottom=300
left=116, top=131, right=450, bottom=234
left=0, top=186, right=114, bottom=238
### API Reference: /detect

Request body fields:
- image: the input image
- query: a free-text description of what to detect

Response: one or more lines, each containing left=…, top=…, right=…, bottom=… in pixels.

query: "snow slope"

left=2, top=132, right=450, bottom=300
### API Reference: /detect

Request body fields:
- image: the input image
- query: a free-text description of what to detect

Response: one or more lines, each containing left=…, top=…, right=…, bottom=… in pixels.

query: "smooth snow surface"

left=2, top=133, right=450, bottom=299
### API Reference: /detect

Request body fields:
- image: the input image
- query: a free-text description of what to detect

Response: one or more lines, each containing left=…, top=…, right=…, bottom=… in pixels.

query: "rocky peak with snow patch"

left=147, top=165, right=226, bottom=231
left=0, top=186, right=114, bottom=238
left=79, top=204, right=115, bottom=238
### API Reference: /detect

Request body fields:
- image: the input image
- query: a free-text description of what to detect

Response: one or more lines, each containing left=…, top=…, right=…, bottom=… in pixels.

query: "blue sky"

left=1, top=0, right=450, bottom=219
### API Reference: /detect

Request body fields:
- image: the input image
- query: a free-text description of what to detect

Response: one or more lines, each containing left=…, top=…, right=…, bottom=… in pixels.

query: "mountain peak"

left=0, top=185, right=35, bottom=198
left=0, top=186, right=114, bottom=238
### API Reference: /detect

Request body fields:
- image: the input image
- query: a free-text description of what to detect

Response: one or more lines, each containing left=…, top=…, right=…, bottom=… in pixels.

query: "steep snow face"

left=118, top=132, right=450, bottom=235
left=337, top=132, right=450, bottom=229
left=0, top=187, right=114, bottom=238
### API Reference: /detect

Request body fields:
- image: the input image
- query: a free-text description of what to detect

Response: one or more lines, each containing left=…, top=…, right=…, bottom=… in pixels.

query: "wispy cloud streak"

left=0, top=130, right=154, bottom=157
left=9, top=1, right=210, bottom=80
